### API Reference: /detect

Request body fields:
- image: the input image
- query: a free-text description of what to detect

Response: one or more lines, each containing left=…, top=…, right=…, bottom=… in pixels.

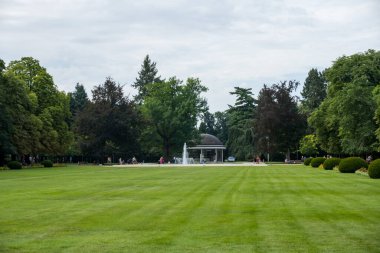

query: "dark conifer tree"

left=132, top=55, right=161, bottom=104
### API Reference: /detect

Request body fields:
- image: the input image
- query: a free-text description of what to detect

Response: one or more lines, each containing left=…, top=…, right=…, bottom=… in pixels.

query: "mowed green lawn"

left=1, top=165, right=379, bottom=253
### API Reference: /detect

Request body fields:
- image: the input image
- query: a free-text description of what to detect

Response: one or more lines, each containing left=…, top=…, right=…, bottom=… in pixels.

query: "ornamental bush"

left=310, top=157, right=326, bottom=168
left=338, top=157, right=367, bottom=173
left=368, top=159, right=380, bottom=179
left=323, top=158, right=341, bottom=170
left=304, top=157, right=313, bottom=166
left=7, top=161, right=22, bottom=170
left=41, top=160, right=53, bottom=168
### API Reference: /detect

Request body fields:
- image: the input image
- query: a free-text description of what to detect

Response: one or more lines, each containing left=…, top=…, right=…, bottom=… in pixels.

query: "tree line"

left=1, top=49, right=379, bottom=165
left=199, top=49, right=380, bottom=161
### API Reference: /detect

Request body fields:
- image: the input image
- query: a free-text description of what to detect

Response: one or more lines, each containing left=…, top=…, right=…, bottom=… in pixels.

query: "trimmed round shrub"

left=41, top=160, right=53, bottom=168
left=304, top=157, right=313, bottom=166
left=7, top=161, right=22, bottom=170
left=323, top=158, right=341, bottom=170
left=310, top=157, right=326, bottom=168
left=338, top=157, right=367, bottom=173
left=368, top=159, right=380, bottom=179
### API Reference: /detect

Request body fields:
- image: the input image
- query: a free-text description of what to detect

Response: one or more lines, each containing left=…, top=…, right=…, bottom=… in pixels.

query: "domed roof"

left=200, top=134, right=223, bottom=146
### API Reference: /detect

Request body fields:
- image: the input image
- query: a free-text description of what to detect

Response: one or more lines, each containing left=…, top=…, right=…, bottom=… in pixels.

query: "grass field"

left=1, top=165, right=379, bottom=253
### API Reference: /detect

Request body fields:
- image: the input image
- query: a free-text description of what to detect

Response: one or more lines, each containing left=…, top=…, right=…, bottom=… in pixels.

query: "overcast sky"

left=1, top=0, right=379, bottom=112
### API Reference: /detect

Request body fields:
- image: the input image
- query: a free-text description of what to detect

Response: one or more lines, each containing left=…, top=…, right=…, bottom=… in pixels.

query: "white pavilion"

left=187, top=134, right=226, bottom=163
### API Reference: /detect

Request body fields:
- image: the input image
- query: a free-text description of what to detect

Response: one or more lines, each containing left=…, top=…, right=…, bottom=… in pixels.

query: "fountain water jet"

left=182, top=143, right=188, bottom=165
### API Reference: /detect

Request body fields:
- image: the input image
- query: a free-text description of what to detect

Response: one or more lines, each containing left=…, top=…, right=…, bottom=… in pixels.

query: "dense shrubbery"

left=41, top=160, right=53, bottom=168
left=310, top=157, right=326, bottom=168
left=323, top=158, right=341, bottom=170
left=304, top=157, right=313, bottom=166
left=368, top=159, right=380, bottom=179
left=338, top=157, right=367, bottom=173
left=7, top=161, right=22, bottom=170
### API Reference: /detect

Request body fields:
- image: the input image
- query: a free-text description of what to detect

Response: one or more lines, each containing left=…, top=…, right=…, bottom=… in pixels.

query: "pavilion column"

left=222, top=150, right=224, bottom=163
left=215, top=149, right=218, bottom=162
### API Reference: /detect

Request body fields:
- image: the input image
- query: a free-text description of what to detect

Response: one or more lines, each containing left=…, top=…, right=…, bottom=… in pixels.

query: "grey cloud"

left=0, top=0, right=379, bottom=112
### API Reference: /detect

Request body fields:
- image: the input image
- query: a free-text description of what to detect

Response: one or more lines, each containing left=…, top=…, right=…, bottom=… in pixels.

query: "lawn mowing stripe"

left=1, top=165, right=380, bottom=253
left=163, top=167, right=258, bottom=252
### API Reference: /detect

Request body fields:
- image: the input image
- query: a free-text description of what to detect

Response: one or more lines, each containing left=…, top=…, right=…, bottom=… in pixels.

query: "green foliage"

left=7, top=161, right=22, bottom=170
left=226, top=87, right=256, bottom=160
left=368, top=159, right=380, bottom=179
left=310, top=50, right=380, bottom=155
left=75, top=77, right=142, bottom=159
left=304, top=157, right=313, bottom=166
left=142, top=77, right=207, bottom=159
left=3, top=57, right=73, bottom=156
left=338, top=157, right=368, bottom=173
left=323, top=158, right=341, bottom=170
left=299, top=134, right=318, bottom=156
left=198, top=110, right=229, bottom=146
left=372, top=86, right=380, bottom=150
left=308, top=100, right=341, bottom=154
left=310, top=157, right=326, bottom=168
left=69, top=83, right=89, bottom=116
left=132, top=55, right=161, bottom=104
left=301, top=68, right=327, bottom=116
left=214, top=111, right=228, bottom=144
left=41, top=160, right=53, bottom=167
left=255, top=81, right=306, bottom=160
left=199, top=111, right=216, bottom=135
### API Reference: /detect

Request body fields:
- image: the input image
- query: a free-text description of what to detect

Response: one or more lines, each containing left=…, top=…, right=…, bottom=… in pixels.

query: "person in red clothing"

left=159, top=156, right=164, bottom=164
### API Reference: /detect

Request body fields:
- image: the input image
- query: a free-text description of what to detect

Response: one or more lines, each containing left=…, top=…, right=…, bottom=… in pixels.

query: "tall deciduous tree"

left=0, top=70, right=42, bottom=157
left=310, top=50, right=380, bottom=154
left=142, top=77, right=207, bottom=159
left=300, top=68, right=326, bottom=116
left=75, top=77, right=142, bottom=160
left=214, top=111, right=228, bottom=144
left=5, top=57, right=73, bottom=156
left=226, top=87, right=256, bottom=160
left=132, top=55, right=161, bottom=104
left=255, top=81, right=306, bottom=160
left=199, top=111, right=216, bottom=135
left=299, top=134, right=318, bottom=157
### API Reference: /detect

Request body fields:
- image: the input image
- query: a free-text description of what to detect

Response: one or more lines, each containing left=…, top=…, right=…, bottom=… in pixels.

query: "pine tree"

left=69, top=83, right=89, bottom=116
left=132, top=55, right=161, bottom=104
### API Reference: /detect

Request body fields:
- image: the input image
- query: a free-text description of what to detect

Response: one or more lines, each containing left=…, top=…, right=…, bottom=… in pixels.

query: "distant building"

left=188, top=134, right=226, bottom=163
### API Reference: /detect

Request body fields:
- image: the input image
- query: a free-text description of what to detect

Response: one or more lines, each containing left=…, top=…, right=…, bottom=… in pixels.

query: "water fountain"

left=182, top=143, right=188, bottom=164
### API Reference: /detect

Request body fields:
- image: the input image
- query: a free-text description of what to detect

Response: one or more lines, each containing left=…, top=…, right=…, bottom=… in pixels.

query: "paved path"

left=109, top=162, right=268, bottom=167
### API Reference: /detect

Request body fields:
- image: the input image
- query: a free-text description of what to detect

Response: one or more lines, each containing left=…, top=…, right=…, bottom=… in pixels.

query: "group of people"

left=113, top=156, right=167, bottom=165
left=117, top=156, right=138, bottom=165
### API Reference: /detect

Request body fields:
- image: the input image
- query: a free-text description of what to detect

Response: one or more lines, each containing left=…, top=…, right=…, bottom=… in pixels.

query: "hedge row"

left=304, top=156, right=380, bottom=179
left=4, top=160, right=54, bottom=170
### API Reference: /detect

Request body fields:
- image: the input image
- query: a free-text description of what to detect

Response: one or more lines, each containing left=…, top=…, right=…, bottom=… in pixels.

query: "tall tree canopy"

left=199, top=111, right=216, bottom=136
left=255, top=81, right=306, bottom=160
left=141, top=77, right=207, bottom=159
left=226, top=87, right=256, bottom=160
left=214, top=111, right=228, bottom=144
left=309, top=49, right=380, bottom=154
left=198, top=110, right=228, bottom=145
left=75, top=77, right=142, bottom=160
left=69, top=83, right=89, bottom=116
left=3, top=57, right=73, bottom=156
left=300, top=68, right=327, bottom=116
left=132, top=55, right=161, bottom=104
